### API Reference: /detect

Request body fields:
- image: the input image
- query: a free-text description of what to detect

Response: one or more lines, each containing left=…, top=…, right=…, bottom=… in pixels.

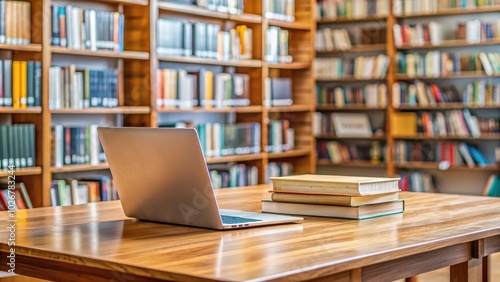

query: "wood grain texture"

left=0, top=186, right=499, bottom=281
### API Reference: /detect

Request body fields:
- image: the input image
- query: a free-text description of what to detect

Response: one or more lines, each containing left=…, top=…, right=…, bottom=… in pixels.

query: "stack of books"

left=262, top=174, right=404, bottom=220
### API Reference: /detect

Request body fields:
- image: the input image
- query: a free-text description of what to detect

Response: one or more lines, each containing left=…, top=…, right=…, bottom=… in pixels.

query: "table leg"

left=482, top=256, right=488, bottom=282
left=450, top=258, right=482, bottom=282
left=405, top=276, right=418, bottom=282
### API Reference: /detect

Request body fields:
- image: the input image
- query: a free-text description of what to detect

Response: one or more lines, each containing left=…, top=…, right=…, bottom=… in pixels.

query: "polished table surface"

left=1, top=185, right=500, bottom=281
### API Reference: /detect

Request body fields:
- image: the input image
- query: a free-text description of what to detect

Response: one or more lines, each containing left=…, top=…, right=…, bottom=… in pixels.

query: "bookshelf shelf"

left=397, top=104, right=500, bottom=110
left=157, top=1, right=261, bottom=23
left=0, top=107, right=42, bottom=114
left=393, top=135, right=500, bottom=141
left=0, top=43, right=42, bottom=52
left=50, top=163, right=110, bottom=173
left=267, top=62, right=311, bottom=69
left=317, top=159, right=387, bottom=168
left=316, top=77, right=386, bottom=82
left=92, top=0, right=148, bottom=5
left=50, top=107, right=151, bottom=115
left=51, top=47, right=149, bottom=60
left=395, top=72, right=498, bottom=80
left=266, top=105, right=314, bottom=112
left=395, top=162, right=500, bottom=172
left=394, top=6, right=500, bottom=19
left=157, top=106, right=263, bottom=114
left=316, top=134, right=387, bottom=140
left=0, top=167, right=42, bottom=177
left=157, top=55, right=262, bottom=67
left=397, top=39, right=500, bottom=50
left=315, top=105, right=386, bottom=111
left=316, top=44, right=387, bottom=54
left=317, top=15, right=387, bottom=24
left=267, top=149, right=310, bottom=159
left=206, top=154, right=263, bottom=164
left=268, top=19, right=310, bottom=30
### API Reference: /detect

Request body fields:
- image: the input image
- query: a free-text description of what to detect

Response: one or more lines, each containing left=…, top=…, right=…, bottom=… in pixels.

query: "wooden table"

left=1, top=185, right=500, bottom=281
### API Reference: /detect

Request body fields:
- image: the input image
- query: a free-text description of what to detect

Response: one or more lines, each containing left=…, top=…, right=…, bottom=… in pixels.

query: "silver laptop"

left=98, top=127, right=303, bottom=230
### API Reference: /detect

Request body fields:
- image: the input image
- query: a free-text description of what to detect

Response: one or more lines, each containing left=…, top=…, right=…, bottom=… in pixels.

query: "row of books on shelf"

left=265, top=26, right=292, bottom=64
left=0, top=1, right=31, bottom=45
left=156, top=69, right=250, bottom=108
left=263, top=175, right=403, bottom=220
left=313, top=112, right=380, bottom=137
left=316, top=84, right=387, bottom=107
left=315, top=28, right=351, bottom=51
left=156, top=19, right=253, bottom=60
left=51, top=125, right=106, bottom=168
left=314, top=55, right=389, bottom=80
left=393, top=141, right=493, bottom=167
left=265, top=162, right=293, bottom=183
left=392, top=110, right=499, bottom=138
left=0, top=124, right=35, bottom=170
left=50, top=5, right=124, bottom=52
left=266, top=120, right=294, bottom=153
left=209, top=163, right=258, bottom=189
left=315, top=27, right=387, bottom=52
left=266, top=0, right=295, bottom=22
left=398, top=172, right=437, bottom=193
left=393, top=20, right=500, bottom=47
left=317, top=140, right=385, bottom=164
left=161, top=122, right=261, bottom=158
left=0, top=181, right=32, bottom=210
left=50, top=176, right=117, bottom=207
left=49, top=65, right=118, bottom=110
left=315, top=0, right=389, bottom=20
left=0, top=60, right=42, bottom=108
left=393, top=0, right=500, bottom=15
left=166, top=0, right=245, bottom=15
left=392, top=81, right=500, bottom=107
left=395, top=52, right=500, bottom=77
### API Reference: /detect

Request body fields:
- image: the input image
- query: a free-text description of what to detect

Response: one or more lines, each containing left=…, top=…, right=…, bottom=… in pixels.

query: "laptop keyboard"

left=221, top=215, right=262, bottom=224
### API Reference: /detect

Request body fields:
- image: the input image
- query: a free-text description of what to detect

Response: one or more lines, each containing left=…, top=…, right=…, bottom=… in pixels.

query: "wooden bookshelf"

left=268, top=19, right=310, bottom=30
left=265, top=105, right=314, bottom=112
left=397, top=39, right=500, bottom=50
left=395, top=162, right=500, bottom=172
left=0, top=43, right=42, bottom=52
left=316, top=135, right=387, bottom=140
left=315, top=105, right=386, bottom=111
left=157, top=55, right=262, bottom=67
left=206, top=154, right=264, bottom=164
left=393, top=135, right=500, bottom=141
left=316, top=44, right=387, bottom=54
left=50, top=107, right=151, bottom=115
left=51, top=47, right=149, bottom=60
left=394, top=6, right=500, bottom=19
left=396, top=104, right=500, bottom=110
left=316, top=77, right=387, bottom=83
left=267, top=62, right=311, bottom=69
left=90, top=0, right=148, bottom=5
left=317, top=159, right=387, bottom=168
left=395, top=72, right=498, bottom=80
left=0, top=107, right=42, bottom=114
left=0, top=167, right=42, bottom=177
left=267, top=149, right=311, bottom=159
left=50, top=163, right=110, bottom=174
left=317, top=15, right=387, bottom=24
left=157, top=106, right=263, bottom=114
left=313, top=2, right=500, bottom=195
left=157, top=1, right=261, bottom=23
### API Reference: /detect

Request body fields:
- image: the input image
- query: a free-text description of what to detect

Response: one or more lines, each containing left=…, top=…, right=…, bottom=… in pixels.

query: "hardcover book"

left=271, top=191, right=400, bottom=207
left=270, top=174, right=401, bottom=196
left=262, top=200, right=405, bottom=220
